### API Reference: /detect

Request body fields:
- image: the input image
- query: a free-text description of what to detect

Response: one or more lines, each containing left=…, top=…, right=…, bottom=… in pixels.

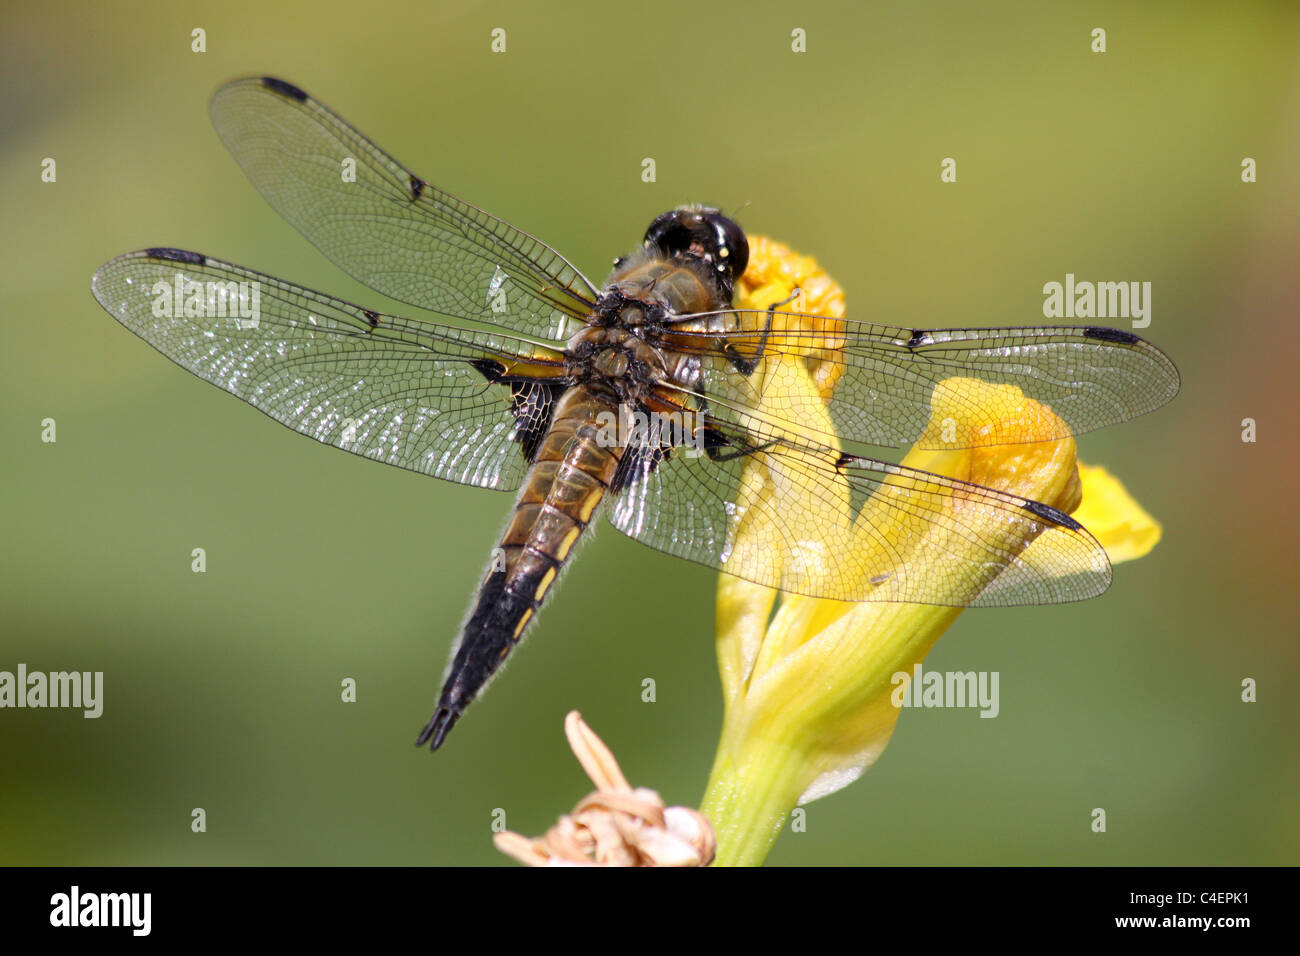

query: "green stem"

left=699, top=728, right=809, bottom=867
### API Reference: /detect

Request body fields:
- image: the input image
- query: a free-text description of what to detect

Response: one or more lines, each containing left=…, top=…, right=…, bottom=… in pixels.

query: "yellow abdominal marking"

left=575, top=488, right=602, bottom=524
left=534, top=567, right=558, bottom=602
left=512, top=608, right=534, bottom=641
left=554, top=526, right=582, bottom=561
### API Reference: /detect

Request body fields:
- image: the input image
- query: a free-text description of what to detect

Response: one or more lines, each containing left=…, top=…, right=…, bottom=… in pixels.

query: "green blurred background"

left=2, top=0, right=1297, bottom=865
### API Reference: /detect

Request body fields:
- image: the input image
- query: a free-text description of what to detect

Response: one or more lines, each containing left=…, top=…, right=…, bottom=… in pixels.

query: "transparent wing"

left=667, top=312, right=1180, bottom=449
left=209, top=76, right=599, bottom=340
left=91, top=248, right=569, bottom=491
left=607, top=421, right=1110, bottom=607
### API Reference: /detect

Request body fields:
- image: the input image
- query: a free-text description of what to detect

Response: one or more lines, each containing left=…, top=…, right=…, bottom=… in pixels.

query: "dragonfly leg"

left=701, top=422, right=781, bottom=462
left=721, top=287, right=799, bottom=375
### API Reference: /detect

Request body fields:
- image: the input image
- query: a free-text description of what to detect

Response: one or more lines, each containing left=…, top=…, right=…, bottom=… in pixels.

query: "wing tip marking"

left=1020, top=498, right=1083, bottom=531
left=260, top=76, right=310, bottom=102
left=144, top=247, right=207, bottom=265
left=1082, top=325, right=1141, bottom=346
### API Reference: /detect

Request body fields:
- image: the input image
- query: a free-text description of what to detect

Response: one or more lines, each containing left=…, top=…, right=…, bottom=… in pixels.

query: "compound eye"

left=704, top=213, right=749, bottom=281
left=642, top=210, right=686, bottom=255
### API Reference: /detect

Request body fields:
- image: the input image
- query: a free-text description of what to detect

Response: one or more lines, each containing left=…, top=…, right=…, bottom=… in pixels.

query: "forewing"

left=91, top=249, right=568, bottom=490
left=673, top=312, right=1180, bottom=449
left=209, top=76, right=599, bottom=340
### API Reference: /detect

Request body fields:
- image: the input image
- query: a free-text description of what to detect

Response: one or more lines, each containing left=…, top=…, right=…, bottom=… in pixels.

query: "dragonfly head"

left=642, top=205, right=749, bottom=301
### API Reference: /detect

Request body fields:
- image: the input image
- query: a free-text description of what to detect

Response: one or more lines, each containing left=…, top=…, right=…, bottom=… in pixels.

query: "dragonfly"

left=91, top=77, right=1180, bottom=752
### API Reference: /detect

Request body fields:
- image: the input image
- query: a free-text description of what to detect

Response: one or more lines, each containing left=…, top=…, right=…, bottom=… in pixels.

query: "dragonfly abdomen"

left=417, top=386, right=623, bottom=750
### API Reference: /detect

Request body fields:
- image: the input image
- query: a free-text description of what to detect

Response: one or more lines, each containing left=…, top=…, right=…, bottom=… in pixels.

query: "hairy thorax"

left=563, top=254, right=723, bottom=405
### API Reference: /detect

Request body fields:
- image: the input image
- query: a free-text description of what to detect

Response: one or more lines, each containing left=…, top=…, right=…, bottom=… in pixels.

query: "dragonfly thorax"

left=564, top=323, right=669, bottom=404
left=605, top=246, right=733, bottom=320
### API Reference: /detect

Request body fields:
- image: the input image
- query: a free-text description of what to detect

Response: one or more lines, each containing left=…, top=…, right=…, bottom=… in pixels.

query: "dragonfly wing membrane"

left=209, top=76, right=599, bottom=340
left=607, top=416, right=1110, bottom=607
left=680, top=312, right=1180, bottom=450
left=91, top=249, right=568, bottom=490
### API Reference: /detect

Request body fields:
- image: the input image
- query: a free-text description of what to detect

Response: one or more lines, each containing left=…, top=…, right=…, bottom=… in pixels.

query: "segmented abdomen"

left=435, top=386, right=623, bottom=719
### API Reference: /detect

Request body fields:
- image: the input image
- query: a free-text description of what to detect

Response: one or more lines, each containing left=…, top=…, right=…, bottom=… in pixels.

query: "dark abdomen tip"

left=415, top=707, right=460, bottom=752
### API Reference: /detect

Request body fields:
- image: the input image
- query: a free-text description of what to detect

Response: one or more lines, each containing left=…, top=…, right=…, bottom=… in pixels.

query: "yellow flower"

left=699, top=238, right=1162, bottom=866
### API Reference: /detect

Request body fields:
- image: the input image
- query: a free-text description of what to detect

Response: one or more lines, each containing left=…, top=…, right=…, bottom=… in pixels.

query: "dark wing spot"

left=1082, top=326, right=1140, bottom=345
left=470, top=358, right=509, bottom=382
left=701, top=426, right=733, bottom=457
left=408, top=174, right=426, bottom=201
left=362, top=309, right=380, bottom=328
left=508, top=382, right=565, bottom=463
left=835, top=452, right=858, bottom=470
left=145, top=248, right=206, bottom=265
left=906, top=330, right=934, bottom=348
left=469, top=360, right=563, bottom=464
left=1020, top=498, right=1083, bottom=530
left=261, top=77, right=309, bottom=102
left=611, top=440, right=672, bottom=491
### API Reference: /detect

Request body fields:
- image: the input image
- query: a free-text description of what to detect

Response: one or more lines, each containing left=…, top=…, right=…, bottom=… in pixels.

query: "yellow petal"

left=715, top=575, right=776, bottom=703
left=908, top=377, right=1081, bottom=513
left=1072, top=463, right=1162, bottom=564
